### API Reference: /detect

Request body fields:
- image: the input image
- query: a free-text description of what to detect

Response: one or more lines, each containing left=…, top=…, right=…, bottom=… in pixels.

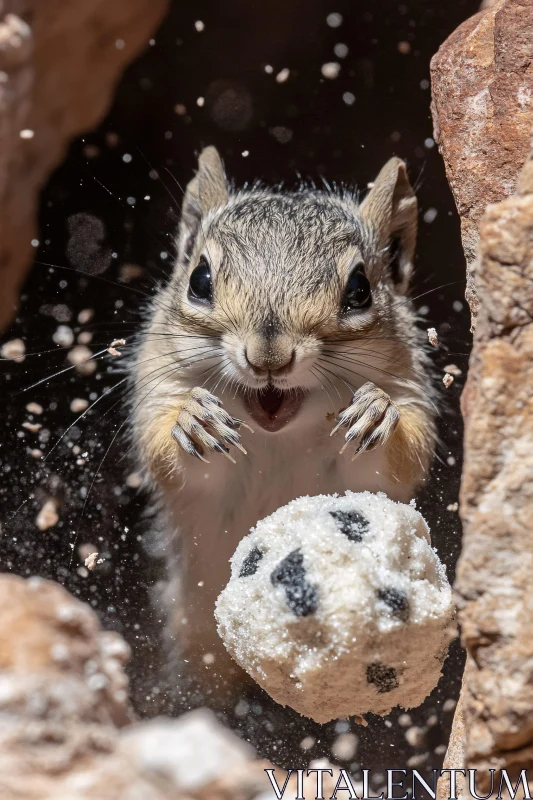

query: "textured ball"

left=215, top=492, right=455, bottom=723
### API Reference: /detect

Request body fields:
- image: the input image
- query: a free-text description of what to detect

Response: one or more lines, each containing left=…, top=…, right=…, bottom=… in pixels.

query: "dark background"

left=0, top=0, right=479, bottom=786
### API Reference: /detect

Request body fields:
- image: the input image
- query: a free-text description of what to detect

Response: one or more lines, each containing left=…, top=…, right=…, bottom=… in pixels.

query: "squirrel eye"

left=343, top=263, right=372, bottom=311
left=188, top=256, right=213, bottom=303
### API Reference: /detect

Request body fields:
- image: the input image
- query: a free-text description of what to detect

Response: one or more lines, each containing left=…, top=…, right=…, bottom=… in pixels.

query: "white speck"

left=343, top=91, right=356, bottom=105
left=423, top=207, right=438, bottom=224
left=52, top=325, right=74, bottom=347
left=321, top=62, right=341, bottom=79
left=126, top=196, right=136, bottom=206
left=420, top=79, right=430, bottom=90
left=241, top=150, right=249, bottom=157
left=122, top=153, right=132, bottom=163
left=264, top=64, right=274, bottom=74
left=1, top=338, right=25, bottom=362
left=424, top=137, right=435, bottom=149
left=443, top=364, right=462, bottom=376
left=144, top=195, right=151, bottom=200
left=326, top=12, right=343, bottom=27
left=453, top=300, right=463, bottom=312
left=174, top=103, right=187, bottom=115
left=397, top=41, right=411, bottom=54
left=197, top=96, right=205, bottom=107
left=70, top=398, right=89, bottom=413
left=31, top=239, right=39, bottom=247
left=202, top=652, right=215, bottom=664
left=276, top=68, right=290, bottom=84
left=427, top=327, right=438, bottom=347
left=115, top=39, right=125, bottom=50
left=26, top=402, right=43, bottom=415
left=334, top=43, right=349, bottom=58
left=149, top=38, right=155, bottom=46
left=194, top=20, right=205, bottom=32
left=443, top=373, right=454, bottom=389
left=20, top=129, right=34, bottom=139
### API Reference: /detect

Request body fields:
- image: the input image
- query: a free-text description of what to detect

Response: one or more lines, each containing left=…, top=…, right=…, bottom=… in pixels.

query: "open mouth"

left=244, top=385, right=304, bottom=432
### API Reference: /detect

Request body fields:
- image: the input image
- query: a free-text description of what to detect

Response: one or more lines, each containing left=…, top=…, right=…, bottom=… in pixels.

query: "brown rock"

left=0, top=0, right=168, bottom=332
left=450, top=149, right=533, bottom=785
left=431, top=0, right=533, bottom=326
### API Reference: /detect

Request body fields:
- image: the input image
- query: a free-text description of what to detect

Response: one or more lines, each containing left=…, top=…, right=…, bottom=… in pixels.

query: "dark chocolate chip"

left=377, top=588, right=410, bottom=622
left=239, top=547, right=263, bottom=577
left=330, top=509, right=370, bottom=542
left=270, top=549, right=318, bottom=617
left=366, top=662, right=399, bottom=694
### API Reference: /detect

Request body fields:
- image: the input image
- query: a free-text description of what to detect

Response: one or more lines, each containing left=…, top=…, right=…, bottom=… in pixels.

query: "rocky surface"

left=0, top=0, right=168, bottom=331
left=0, top=573, right=341, bottom=799
left=446, top=147, right=533, bottom=787
left=430, top=0, right=533, bottom=326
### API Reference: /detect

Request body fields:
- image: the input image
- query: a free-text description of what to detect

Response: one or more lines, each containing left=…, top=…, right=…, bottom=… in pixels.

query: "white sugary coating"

left=215, top=491, right=455, bottom=724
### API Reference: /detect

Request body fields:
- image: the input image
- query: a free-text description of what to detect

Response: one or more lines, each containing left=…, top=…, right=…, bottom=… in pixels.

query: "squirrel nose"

left=245, top=348, right=295, bottom=376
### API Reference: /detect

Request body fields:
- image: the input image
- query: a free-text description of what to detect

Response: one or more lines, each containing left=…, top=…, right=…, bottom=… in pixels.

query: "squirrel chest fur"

left=131, top=147, right=436, bottom=685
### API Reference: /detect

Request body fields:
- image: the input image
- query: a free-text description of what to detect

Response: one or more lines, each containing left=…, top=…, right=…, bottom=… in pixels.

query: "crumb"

left=405, top=726, right=426, bottom=748
left=84, top=552, right=104, bottom=571
left=443, top=363, right=462, bottom=376
left=78, top=331, right=93, bottom=345
left=1, top=338, right=25, bottom=362
left=194, top=20, right=205, bottom=32
left=78, top=308, right=94, bottom=325
left=26, top=402, right=43, bottom=415
left=398, top=713, right=412, bottom=727
left=447, top=502, right=459, bottom=512
left=67, top=345, right=96, bottom=375
left=202, top=653, right=215, bottom=665
left=119, top=263, right=143, bottom=281
left=70, top=398, right=89, bottom=413
left=126, top=472, right=143, bottom=489
left=30, top=448, right=43, bottom=459
left=300, top=736, right=315, bottom=751
left=321, top=62, right=341, bottom=79
left=36, top=499, right=59, bottom=531
left=397, top=41, right=411, bottom=54
left=276, top=68, right=290, bottom=83
left=443, top=373, right=454, bottom=389
left=443, top=698, right=457, bottom=712
left=197, top=96, right=205, bottom=107
left=331, top=732, right=358, bottom=761
left=22, top=422, right=42, bottom=433
left=427, top=328, right=438, bottom=347
left=53, top=325, right=74, bottom=347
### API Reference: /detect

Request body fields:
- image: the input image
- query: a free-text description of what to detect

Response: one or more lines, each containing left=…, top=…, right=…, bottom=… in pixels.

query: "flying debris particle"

left=53, top=325, right=74, bottom=347
left=26, top=402, right=43, bottom=415
left=22, top=422, right=42, bottom=433
left=423, top=207, right=438, bottom=224
left=343, top=92, right=356, bottom=106
left=334, top=43, right=349, bottom=58
left=174, top=103, right=187, bottom=115
left=36, top=499, right=59, bottom=531
left=241, top=150, right=249, bottom=157
left=321, top=62, right=341, bottom=79
left=197, top=96, right=205, bottom=107
left=1, top=338, right=25, bottom=362
left=126, top=472, right=143, bottom=489
left=67, top=345, right=96, bottom=375
left=85, top=552, right=105, bottom=571
left=264, top=64, right=274, bottom=74
left=397, top=41, right=411, bottom=54
left=70, top=398, right=89, bottom=413
left=427, top=328, right=438, bottom=347
left=443, top=373, right=454, bottom=389
left=276, top=68, right=290, bottom=83
left=78, top=308, right=94, bottom=325
left=443, top=364, right=462, bottom=376
left=19, top=128, right=34, bottom=139
left=326, top=12, right=343, bottom=27
left=194, top=20, right=205, bottom=32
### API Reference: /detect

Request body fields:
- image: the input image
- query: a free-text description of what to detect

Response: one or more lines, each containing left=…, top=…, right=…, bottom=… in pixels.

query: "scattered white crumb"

left=264, top=64, right=274, bottom=74
left=447, top=502, right=459, bottom=512
left=202, top=653, right=215, bottom=665
left=19, top=128, right=34, bottom=139
left=405, top=726, right=426, bottom=748
left=443, top=373, right=454, bottom=389
left=321, top=62, right=341, bottom=79
left=30, top=448, right=43, bottom=459
left=67, top=345, right=96, bottom=375
left=36, top=499, right=59, bottom=531
left=22, top=421, right=41, bottom=433
left=443, top=363, right=462, bottom=376
left=78, top=308, right=94, bottom=325
left=241, top=150, right=249, bottom=157
left=197, top=96, right=205, bottom=107
left=84, top=552, right=102, bottom=571
left=331, top=732, right=358, bottom=761
left=398, top=713, right=412, bottom=727
left=26, top=402, right=43, bottom=415
left=443, top=698, right=457, bottom=712
left=78, top=331, right=93, bottom=345
left=70, top=398, right=89, bottom=413
left=300, top=736, right=316, bottom=751
left=397, top=41, right=411, bottom=54
left=174, top=103, right=187, bottom=115
left=427, top=327, right=438, bottom=347
left=326, top=12, right=343, bottom=27
left=126, top=472, right=142, bottom=489
left=1, top=338, right=25, bottom=362
left=53, top=325, right=74, bottom=347
left=276, top=68, right=290, bottom=83
left=194, top=20, right=205, bottom=32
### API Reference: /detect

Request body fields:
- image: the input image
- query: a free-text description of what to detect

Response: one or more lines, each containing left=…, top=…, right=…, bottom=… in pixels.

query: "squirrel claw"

left=172, top=387, right=248, bottom=463
left=331, top=382, right=400, bottom=458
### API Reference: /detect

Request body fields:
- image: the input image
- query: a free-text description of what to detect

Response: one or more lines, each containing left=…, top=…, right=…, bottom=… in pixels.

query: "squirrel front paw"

left=171, top=387, right=252, bottom=464
left=331, top=382, right=400, bottom=460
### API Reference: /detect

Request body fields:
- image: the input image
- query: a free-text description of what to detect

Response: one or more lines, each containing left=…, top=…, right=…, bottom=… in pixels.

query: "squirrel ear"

left=360, top=157, right=417, bottom=294
left=179, top=147, right=229, bottom=261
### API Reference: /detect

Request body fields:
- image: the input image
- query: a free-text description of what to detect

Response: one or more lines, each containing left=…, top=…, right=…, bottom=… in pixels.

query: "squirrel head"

left=168, top=146, right=418, bottom=392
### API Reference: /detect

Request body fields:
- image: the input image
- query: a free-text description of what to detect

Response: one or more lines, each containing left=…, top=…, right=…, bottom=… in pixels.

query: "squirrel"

left=131, top=146, right=437, bottom=695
